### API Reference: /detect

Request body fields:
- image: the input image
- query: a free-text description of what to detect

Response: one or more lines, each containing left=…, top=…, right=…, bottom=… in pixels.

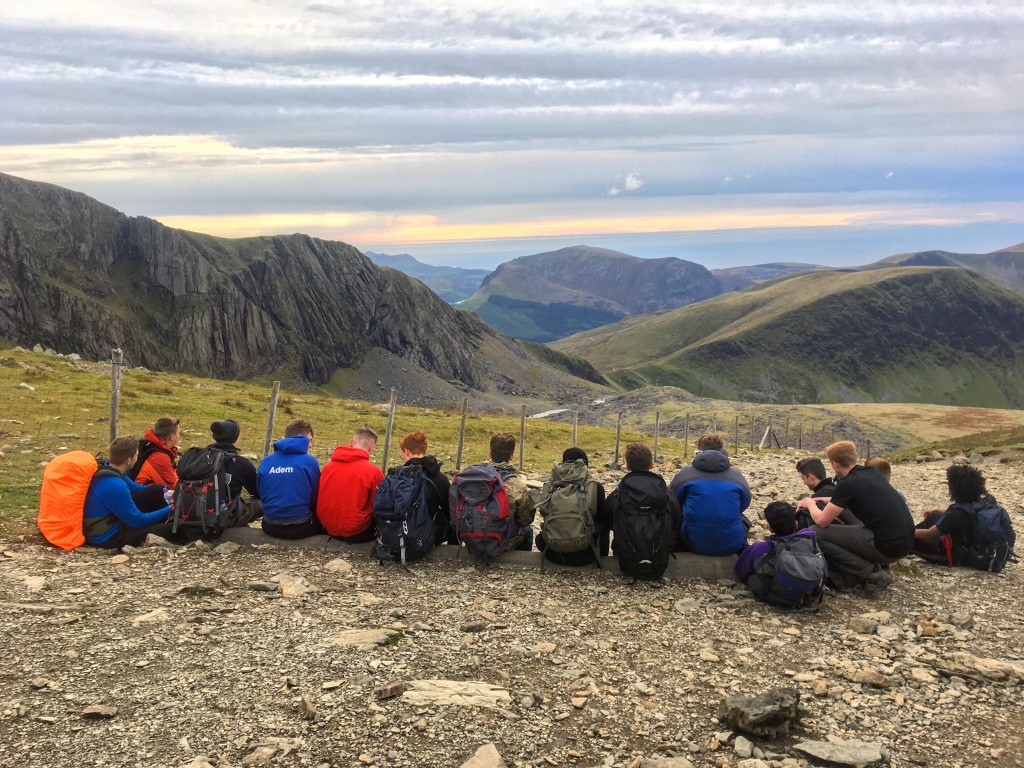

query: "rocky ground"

left=2, top=452, right=1023, bottom=768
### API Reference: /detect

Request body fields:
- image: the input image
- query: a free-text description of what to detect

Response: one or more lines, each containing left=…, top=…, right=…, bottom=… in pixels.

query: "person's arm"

left=735, top=472, right=752, bottom=512
left=109, top=480, right=171, bottom=528
left=796, top=496, right=843, bottom=526
left=735, top=541, right=770, bottom=582
left=306, top=459, right=321, bottom=513
left=667, top=488, right=682, bottom=531
left=915, top=525, right=942, bottom=539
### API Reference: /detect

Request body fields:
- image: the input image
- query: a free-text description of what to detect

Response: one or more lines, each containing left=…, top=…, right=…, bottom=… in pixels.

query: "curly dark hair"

left=946, top=464, right=987, bottom=505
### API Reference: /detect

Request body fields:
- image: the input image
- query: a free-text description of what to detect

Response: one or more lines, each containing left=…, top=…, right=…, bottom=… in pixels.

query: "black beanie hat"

left=562, top=447, right=589, bottom=465
left=211, top=419, right=240, bottom=444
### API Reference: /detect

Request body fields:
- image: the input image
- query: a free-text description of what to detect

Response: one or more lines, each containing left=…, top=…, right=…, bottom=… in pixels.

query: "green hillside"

left=553, top=266, right=1024, bottom=408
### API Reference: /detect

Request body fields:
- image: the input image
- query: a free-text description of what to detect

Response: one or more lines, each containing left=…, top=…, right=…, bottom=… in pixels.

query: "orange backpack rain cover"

left=38, top=451, right=99, bottom=550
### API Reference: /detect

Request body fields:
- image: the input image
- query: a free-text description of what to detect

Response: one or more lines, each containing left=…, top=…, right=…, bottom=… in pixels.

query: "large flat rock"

left=218, top=527, right=738, bottom=581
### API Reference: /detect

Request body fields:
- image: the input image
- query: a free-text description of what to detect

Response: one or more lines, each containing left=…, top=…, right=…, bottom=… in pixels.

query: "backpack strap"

left=82, top=468, right=127, bottom=539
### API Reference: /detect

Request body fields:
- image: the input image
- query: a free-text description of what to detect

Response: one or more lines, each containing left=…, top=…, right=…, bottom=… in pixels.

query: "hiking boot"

left=856, top=569, right=895, bottom=598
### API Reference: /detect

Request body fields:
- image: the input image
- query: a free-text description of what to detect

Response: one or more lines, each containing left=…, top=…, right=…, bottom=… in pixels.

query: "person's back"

left=670, top=434, right=750, bottom=556
left=318, top=426, right=384, bottom=541
left=737, top=501, right=826, bottom=609
left=537, top=449, right=608, bottom=566
left=258, top=419, right=322, bottom=539
left=398, top=431, right=453, bottom=545
left=609, top=443, right=681, bottom=580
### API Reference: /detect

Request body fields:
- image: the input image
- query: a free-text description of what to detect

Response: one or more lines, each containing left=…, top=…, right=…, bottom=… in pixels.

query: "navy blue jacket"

left=257, top=436, right=321, bottom=524
left=83, top=464, right=171, bottom=545
left=670, top=449, right=751, bottom=556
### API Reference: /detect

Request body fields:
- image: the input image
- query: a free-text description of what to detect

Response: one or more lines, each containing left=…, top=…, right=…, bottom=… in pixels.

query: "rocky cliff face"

left=0, top=173, right=492, bottom=388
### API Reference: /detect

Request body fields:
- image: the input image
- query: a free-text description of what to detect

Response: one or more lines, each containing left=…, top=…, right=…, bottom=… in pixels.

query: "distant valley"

left=364, top=251, right=489, bottom=304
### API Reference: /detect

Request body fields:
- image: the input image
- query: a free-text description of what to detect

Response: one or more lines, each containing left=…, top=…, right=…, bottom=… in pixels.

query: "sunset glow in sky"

left=2, top=1, right=1023, bottom=267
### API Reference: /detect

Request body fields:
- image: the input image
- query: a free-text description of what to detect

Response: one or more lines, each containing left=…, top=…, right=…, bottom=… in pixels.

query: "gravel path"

left=2, top=452, right=1022, bottom=768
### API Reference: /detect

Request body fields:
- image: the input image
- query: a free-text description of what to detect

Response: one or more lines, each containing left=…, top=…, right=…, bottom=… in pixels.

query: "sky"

left=2, top=1, right=1023, bottom=269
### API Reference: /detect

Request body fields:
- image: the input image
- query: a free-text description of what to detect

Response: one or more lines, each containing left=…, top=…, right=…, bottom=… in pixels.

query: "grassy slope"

left=554, top=267, right=1024, bottom=407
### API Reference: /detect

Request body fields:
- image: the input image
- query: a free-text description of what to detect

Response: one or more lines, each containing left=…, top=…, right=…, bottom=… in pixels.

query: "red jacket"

left=317, top=446, right=384, bottom=537
left=134, top=429, right=178, bottom=487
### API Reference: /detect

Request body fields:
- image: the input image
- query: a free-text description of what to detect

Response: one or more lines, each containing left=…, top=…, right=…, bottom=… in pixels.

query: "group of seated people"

left=81, top=416, right=1011, bottom=599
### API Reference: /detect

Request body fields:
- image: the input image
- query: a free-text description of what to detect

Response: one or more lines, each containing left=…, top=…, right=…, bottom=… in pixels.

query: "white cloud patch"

left=609, top=171, right=644, bottom=196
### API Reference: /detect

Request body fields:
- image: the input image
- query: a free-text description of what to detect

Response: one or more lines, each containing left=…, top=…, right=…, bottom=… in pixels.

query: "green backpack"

left=539, top=459, right=600, bottom=556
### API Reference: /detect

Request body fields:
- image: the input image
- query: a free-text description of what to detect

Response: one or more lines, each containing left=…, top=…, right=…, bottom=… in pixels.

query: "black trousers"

left=262, top=516, right=326, bottom=539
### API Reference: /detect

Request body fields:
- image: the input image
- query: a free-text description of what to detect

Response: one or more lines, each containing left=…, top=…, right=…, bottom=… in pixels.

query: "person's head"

left=624, top=443, right=654, bottom=473
left=489, top=432, right=517, bottom=464
left=153, top=417, right=180, bottom=449
left=562, top=447, right=589, bottom=465
left=351, top=425, right=378, bottom=452
left=400, top=430, right=428, bottom=460
left=210, top=419, right=241, bottom=446
left=947, top=464, right=986, bottom=505
left=109, top=435, right=140, bottom=469
left=284, top=418, right=313, bottom=443
left=795, top=457, right=828, bottom=491
left=696, top=433, right=724, bottom=452
left=825, top=440, right=858, bottom=477
left=763, top=501, right=798, bottom=536
left=864, top=457, right=891, bottom=482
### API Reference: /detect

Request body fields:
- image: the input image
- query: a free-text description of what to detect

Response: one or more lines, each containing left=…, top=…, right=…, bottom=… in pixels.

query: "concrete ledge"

left=218, top=527, right=738, bottom=582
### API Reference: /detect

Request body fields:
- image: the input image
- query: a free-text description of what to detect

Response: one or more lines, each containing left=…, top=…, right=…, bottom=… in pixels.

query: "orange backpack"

left=38, top=451, right=104, bottom=550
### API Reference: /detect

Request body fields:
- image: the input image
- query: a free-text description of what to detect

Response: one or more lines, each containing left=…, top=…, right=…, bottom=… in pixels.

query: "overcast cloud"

left=1, top=1, right=1022, bottom=266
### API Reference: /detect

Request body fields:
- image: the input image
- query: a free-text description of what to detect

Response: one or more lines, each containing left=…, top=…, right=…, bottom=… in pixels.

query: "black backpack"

left=171, top=447, right=242, bottom=534
left=126, top=438, right=173, bottom=481
left=746, top=535, right=826, bottom=610
left=959, top=498, right=1017, bottom=573
left=372, top=463, right=436, bottom=564
left=610, top=473, right=676, bottom=580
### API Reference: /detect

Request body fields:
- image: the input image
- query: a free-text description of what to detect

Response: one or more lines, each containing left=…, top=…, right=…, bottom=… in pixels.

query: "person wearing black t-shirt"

left=914, top=464, right=989, bottom=566
left=795, top=441, right=914, bottom=595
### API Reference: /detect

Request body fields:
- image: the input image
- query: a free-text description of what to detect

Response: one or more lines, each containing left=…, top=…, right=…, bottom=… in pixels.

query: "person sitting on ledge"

left=317, top=425, right=384, bottom=543
left=83, top=436, right=177, bottom=549
left=258, top=418, right=324, bottom=540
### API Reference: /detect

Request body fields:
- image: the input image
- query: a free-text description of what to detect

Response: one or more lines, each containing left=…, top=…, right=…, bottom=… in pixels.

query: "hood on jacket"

left=692, top=449, right=731, bottom=473
left=273, top=435, right=311, bottom=455
left=405, top=455, right=442, bottom=474
left=331, top=445, right=371, bottom=463
left=143, top=428, right=177, bottom=455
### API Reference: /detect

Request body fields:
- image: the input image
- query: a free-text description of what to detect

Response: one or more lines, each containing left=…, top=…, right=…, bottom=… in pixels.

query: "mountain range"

left=460, top=246, right=722, bottom=342
left=363, top=251, right=489, bottom=304
left=552, top=265, right=1024, bottom=408
left=0, top=172, right=601, bottom=408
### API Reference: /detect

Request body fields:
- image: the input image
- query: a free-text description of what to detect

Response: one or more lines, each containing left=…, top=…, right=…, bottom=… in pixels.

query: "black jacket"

left=404, top=455, right=452, bottom=542
left=208, top=442, right=260, bottom=500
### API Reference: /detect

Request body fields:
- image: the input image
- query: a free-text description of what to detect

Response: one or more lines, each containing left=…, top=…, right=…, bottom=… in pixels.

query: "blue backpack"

left=372, top=464, right=436, bottom=564
left=747, top=534, right=826, bottom=610
left=959, top=499, right=1017, bottom=573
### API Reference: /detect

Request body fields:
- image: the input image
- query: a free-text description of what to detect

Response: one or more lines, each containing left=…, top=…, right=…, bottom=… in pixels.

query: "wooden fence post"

left=614, top=411, right=623, bottom=466
left=797, top=423, right=803, bottom=450
left=379, top=388, right=398, bottom=470
left=683, top=414, right=690, bottom=458
left=784, top=417, right=790, bottom=450
left=455, top=397, right=468, bottom=470
left=866, top=439, right=872, bottom=459
left=572, top=410, right=578, bottom=448
left=518, top=404, right=527, bottom=471
left=653, top=411, right=660, bottom=461
left=712, top=412, right=718, bottom=433
left=734, top=415, right=740, bottom=455
left=749, top=416, right=755, bottom=452
left=109, top=348, right=123, bottom=442
left=262, top=381, right=281, bottom=457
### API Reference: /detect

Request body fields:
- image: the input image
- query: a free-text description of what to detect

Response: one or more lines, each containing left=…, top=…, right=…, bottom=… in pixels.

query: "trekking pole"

left=572, top=410, right=578, bottom=448
left=109, top=348, right=123, bottom=441
left=653, top=411, right=660, bottom=462
left=614, top=411, right=623, bottom=466
left=263, top=381, right=281, bottom=457
left=456, top=397, right=468, bottom=471
left=518, top=404, right=527, bottom=471
left=380, top=388, right=398, bottom=470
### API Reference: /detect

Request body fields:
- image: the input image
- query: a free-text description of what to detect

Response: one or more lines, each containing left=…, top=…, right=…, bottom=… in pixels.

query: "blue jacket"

left=257, top=436, right=320, bottom=524
left=83, top=464, right=171, bottom=545
left=670, top=449, right=751, bottom=556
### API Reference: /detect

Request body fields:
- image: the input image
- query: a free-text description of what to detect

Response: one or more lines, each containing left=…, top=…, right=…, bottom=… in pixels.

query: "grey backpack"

left=539, top=460, right=599, bottom=556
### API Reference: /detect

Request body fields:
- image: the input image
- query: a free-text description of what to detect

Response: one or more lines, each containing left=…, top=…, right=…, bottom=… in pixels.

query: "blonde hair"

left=825, top=440, right=858, bottom=469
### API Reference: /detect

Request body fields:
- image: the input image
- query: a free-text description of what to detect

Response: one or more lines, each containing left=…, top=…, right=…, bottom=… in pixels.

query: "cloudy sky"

left=2, top=1, right=1023, bottom=268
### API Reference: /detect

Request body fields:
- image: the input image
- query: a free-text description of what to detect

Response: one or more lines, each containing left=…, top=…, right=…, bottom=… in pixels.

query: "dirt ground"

left=1, top=452, right=1022, bottom=768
